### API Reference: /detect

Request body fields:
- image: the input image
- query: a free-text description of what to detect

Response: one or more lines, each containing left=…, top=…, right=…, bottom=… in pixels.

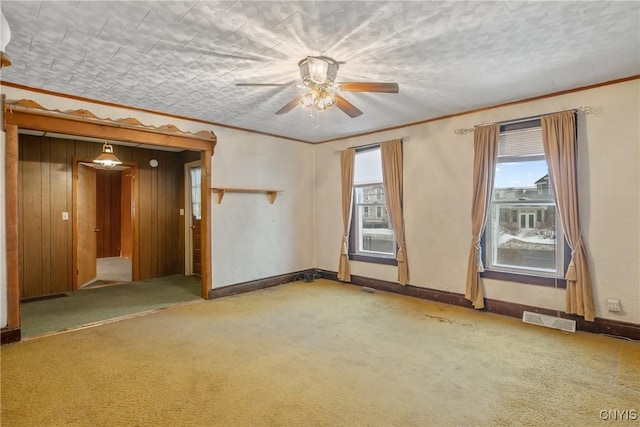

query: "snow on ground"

left=499, top=231, right=555, bottom=251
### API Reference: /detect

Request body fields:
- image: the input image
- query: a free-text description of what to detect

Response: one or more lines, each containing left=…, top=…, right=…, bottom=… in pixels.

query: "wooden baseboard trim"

left=1, top=327, right=21, bottom=345
left=315, top=269, right=640, bottom=341
left=208, top=269, right=317, bottom=299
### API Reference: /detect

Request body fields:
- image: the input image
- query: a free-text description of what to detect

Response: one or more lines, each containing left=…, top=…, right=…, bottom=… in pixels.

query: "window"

left=350, top=146, right=397, bottom=263
left=190, top=166, right=202, bottom=220
left=483, top=120, right=565, bottom=281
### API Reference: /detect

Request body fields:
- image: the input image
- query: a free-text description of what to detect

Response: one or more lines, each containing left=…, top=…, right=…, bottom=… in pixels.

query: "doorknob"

left=94, top=228, right=100, bottom=232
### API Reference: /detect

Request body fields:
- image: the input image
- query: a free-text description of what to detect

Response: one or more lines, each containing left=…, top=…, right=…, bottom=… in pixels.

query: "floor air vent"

left=522, top=311, right=576, bottom=333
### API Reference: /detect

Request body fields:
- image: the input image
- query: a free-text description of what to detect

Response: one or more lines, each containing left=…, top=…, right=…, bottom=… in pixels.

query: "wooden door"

left=77, top=164, right=97, bottom=286
left=192, top=215, right=201, bottom=276
left=96, top=169, right=122, bottom=258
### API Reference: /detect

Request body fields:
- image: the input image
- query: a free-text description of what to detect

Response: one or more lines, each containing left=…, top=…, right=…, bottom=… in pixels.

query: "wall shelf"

left=212, top=187, right=282, bottom=204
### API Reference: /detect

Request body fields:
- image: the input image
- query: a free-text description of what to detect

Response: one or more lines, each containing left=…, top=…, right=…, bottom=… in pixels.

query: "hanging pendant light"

left=93, top=142, right=122, bottom=168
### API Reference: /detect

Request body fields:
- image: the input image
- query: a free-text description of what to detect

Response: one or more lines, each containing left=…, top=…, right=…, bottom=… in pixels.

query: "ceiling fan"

left=236, top=56, right=399, bottom=118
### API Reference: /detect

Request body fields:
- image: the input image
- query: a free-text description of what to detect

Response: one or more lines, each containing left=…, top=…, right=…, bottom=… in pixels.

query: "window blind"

left=354, top=146, right=382, bottom=185
left=498, top=126, right=544, bottom=161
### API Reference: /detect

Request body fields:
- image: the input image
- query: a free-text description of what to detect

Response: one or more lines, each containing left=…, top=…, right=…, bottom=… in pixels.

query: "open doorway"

left=74, top=160, right=138, bottom=290
left=4, top=102, right=215, bottom=337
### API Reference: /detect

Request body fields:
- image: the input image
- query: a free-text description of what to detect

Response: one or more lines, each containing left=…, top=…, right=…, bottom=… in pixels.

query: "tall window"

left=351, top=146, right=396, bottom=261
left=190, top=166, right=202, bottom=220
left=484, top=120, right=565, bottom=279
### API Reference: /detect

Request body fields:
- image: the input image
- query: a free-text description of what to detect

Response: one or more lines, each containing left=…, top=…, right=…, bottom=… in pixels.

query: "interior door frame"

left=72, top=159, right=140, bottom=290
left=184, top=160, right=202, bottom=276
left=3, top=96, right=216, bottom=331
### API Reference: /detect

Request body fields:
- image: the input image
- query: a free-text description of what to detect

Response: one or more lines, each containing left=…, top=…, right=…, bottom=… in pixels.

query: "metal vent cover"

left=522, top=311, right=576, bottom=333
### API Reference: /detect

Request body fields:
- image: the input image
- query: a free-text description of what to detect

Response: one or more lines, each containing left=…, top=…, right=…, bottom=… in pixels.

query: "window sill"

left=349, top=254, right=398, bottom=266
left=480, top=270, right=566, bottom=288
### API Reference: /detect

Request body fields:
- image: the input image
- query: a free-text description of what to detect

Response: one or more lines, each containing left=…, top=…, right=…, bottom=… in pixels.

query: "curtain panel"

left=541, top=111, right=595, bottom=321
left=465, top=124, right=499, bottom=309
left=338, top=148, right=355, bottom=282
left=381, top=139, right=409, bottom=285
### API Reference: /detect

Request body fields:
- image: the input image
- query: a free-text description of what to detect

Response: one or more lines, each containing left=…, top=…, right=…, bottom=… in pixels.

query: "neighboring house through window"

left=483, top=120, right=566, bottom=282
left=350, top=145, right=397, bottom=264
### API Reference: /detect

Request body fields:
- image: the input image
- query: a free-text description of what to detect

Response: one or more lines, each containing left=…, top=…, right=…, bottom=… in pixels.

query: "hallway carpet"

left=2, top=279, right=639, bottom=426
left=20, top=274, right=201, bottom=338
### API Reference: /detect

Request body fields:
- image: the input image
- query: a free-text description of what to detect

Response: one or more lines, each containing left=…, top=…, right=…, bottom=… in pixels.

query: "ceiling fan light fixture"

left=299, top=56, right=338, bottom=87
left=93, top=142, right=122, bottom=168
left=300, top=90, right=318, bottom=108
left=315, top=90, right=337, bottom=111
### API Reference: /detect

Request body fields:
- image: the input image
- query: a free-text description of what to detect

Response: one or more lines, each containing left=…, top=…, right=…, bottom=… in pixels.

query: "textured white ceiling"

left=1, top=1, right=639, bottom=143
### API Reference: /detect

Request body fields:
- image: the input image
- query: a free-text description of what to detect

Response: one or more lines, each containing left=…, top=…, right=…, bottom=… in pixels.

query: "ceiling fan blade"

left=338, top=82, right=399, bottom=93
left=236, top=83, right=299, bottom=88
left=335, top=95, right=363, bottom=118
left=275, top=95, right=304, bottom=115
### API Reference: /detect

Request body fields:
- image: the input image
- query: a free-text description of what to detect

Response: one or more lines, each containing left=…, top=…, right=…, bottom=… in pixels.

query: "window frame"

left=480, top=119, right=569, bottom=287
left=348, top=145, right=398, bottom=266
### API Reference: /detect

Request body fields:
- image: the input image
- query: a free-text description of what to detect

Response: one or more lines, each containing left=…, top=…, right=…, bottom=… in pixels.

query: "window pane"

left=354, top=183, right=395, bottom=257
left=190, top=167, right=201, bottom=220
left=494, top=159, right=550, bottom=197
left=359, top=204, right=395, bottom=255
left=492, top=204, right=557, bottom=271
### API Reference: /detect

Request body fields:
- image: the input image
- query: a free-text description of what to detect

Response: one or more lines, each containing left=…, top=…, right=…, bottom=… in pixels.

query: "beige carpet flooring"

left=2, top=279, right=639, bottom=426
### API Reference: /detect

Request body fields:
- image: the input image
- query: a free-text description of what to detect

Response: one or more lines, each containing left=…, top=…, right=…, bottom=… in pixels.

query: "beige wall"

left=210, top=127, right=315, bottom=287
left=314, top=79, right=640, bottom=324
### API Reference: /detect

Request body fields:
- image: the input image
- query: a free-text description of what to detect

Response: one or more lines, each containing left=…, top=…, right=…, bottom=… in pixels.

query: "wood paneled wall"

left=96, top=169, right=122, bottom=258
left=18, top=135, right=198, bottom=299
left=18, top=136, right=73, bottom=298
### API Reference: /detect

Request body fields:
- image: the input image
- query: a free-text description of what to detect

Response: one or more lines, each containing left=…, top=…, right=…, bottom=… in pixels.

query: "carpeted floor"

left=2, top=279, right=639, bottom=426
left=20, top=274, right=201, bottom=338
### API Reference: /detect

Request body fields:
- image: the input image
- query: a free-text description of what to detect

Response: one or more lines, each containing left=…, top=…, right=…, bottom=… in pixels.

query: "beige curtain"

left=338, top=148, right=355, bottom=282
left=465, top=124, right=499, bottom=309
left=541, top=111, right=595, bottom=321
left=381, top=139, right=409, bottom=285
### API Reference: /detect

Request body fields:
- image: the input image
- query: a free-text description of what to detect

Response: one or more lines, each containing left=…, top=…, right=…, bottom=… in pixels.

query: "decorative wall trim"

left=4, top=98, right=216, bottom=145
left=315, top=269, right=640, bottom=341
left=208, top=269, right=318, bottom=299
left=1, top=327, right=21, bottom=345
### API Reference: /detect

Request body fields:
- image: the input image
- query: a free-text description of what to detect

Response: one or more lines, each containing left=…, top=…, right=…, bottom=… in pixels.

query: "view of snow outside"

left=492, top=159, right=557, bottom=271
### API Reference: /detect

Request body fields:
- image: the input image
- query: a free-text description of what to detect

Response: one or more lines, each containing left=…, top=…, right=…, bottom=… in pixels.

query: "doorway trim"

left=3, top=97, right=216, bottom=331
left=72, top=159, right=140, bottom=290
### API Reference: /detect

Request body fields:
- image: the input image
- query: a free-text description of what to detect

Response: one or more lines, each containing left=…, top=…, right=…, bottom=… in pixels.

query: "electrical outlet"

left=607, top=298, right=622, bottom=312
